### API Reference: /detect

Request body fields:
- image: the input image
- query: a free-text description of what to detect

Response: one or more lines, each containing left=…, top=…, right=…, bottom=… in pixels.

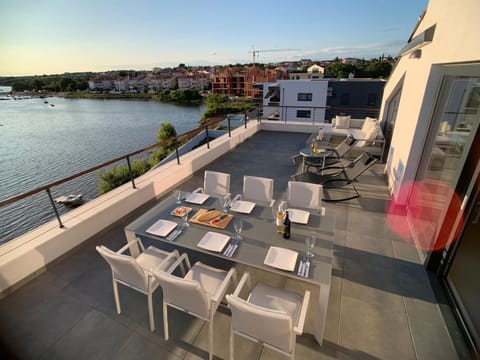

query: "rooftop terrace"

left=0, top=131, right=471, bottom=359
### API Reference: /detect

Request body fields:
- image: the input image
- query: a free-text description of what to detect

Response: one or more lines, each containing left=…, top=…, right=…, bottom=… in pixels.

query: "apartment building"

left=380, top=0, right=480, bottom=353
left=289, top=64, right=325, bottom=80
left=262, top=78, right=385, bottom=122
left=212, top=66, right=288, bottom=98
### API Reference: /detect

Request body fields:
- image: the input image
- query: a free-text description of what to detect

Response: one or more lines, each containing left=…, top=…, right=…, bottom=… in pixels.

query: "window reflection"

left=410, top=76, right=479, bottom=251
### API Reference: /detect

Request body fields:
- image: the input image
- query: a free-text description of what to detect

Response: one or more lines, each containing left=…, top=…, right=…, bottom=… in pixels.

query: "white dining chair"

left=226, top=272, right=310, bottom=360
left=96, top=239, right=179, bottom=332
left=287, top=180, right=324, bottom=214
left=153, top=253, right=237, bottom=360
left=193, top=170, right=231, bottom=196
left=242, top=175, right=274, bottom=204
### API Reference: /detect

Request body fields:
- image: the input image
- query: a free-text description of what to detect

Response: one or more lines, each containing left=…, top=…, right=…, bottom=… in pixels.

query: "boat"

left=54, top=194, right=83, bottom=206
left=50, top=103, right=55, bottom=107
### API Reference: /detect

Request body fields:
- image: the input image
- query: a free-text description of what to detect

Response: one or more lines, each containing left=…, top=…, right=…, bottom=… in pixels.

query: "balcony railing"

left=0, top=111, right=255, bottom=243
left=262, top=105, right=380, bottom=123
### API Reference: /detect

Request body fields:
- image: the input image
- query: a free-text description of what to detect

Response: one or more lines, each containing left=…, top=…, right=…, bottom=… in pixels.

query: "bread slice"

left=197, top=210, right=223, bottom=222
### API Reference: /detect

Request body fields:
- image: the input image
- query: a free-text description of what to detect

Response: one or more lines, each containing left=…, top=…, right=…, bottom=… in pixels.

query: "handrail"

left=0, top=113, right=235, bottom=209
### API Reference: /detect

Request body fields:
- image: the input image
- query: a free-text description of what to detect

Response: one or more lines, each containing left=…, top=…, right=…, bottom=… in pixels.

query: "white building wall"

left=381, top=0, right=480, bottom=203
left=263, top=80, right=328, bottom=123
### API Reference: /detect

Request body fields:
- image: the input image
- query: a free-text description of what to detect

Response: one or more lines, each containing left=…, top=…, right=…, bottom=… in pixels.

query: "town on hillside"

left=1, top=57, right=394, bottom=98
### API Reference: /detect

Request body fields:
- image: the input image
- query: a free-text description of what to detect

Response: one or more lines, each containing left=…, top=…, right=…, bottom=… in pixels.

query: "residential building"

left=262, top=78, right=385, bottom=122
left=326, top=78, right=385, bottom=119
left=0, top=0, right=478, bottom=358
left=289, top=64, right=325, bottom=80
left=380, top=0, right=480, bottom=353
left=88, top=78, right=114, bottom=91
left=212, top=66, right=288, bottom=98
left=262, top=79, right=328, bottom=122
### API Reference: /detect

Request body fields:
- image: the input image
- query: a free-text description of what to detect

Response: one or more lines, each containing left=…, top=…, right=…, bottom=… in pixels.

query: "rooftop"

left=0, top=131, right=470, bottom=360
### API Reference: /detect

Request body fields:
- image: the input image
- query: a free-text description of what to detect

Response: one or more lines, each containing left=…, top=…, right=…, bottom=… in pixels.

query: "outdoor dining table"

left=124, top=192, right=335, bottom=345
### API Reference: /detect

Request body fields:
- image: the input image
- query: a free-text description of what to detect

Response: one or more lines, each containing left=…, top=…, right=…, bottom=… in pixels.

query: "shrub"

left=98, top=158, right=151, bottom=194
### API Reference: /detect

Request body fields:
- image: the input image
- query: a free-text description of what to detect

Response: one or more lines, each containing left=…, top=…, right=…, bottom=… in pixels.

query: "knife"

left=167, top=226, right=183, bottom=241
left=210, top=214, right=228, bottom=225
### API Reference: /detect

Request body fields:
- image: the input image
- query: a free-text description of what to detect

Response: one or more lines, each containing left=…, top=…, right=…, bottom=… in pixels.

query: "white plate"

left=197, top=231, right=231, bottom=252
left=287, top=208, right=310, bottom=224
left=184, top=192, right=210, bottom=205
left=264, top=246, right=299, bottom=272
left=229, top=200, right=255, bottom=214
left=146, top=219, right=177, bottom=237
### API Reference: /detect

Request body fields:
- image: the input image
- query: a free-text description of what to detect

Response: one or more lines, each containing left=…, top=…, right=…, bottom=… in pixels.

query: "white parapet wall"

left=0, top=121, right=264, bottom=294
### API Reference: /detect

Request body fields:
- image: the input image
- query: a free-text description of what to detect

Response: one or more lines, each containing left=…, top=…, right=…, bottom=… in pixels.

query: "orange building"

left=212, top=66, right=288, bottom=98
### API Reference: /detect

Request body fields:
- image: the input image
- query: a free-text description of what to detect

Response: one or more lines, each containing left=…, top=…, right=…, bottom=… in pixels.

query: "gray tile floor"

left=0, top=131, right=472, bottom=359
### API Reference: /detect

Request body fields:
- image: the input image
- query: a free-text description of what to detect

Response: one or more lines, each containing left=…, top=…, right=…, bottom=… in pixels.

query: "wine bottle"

left=283, top=211, right=291, bottom=239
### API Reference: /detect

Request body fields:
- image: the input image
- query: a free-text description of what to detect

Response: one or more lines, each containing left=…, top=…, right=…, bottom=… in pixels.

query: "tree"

left=30, top=78, right=44, bottom=91
left=325, top=63, right=355, bottom=78
left=365, top=61, right=393, bottom=78
left=205, top=93, right=225, bottom=106
left=151, top=122, right=177, bottom=163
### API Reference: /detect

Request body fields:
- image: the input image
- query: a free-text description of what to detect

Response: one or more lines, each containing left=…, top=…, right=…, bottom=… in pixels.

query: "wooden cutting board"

left=189, top=209, right=234, bottom=229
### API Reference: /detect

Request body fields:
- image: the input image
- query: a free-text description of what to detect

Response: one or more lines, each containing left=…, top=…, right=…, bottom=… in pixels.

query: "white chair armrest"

left=211, top=268, right=237, bottom=304
left=151, top=249, right=180, bottom=273
left=293, top=290, right=310, bottom=335
left=232, top=272, right=251, bottom=298
left=117, top=238, right=144, bottom=255
left=193, top=187, right=203, bottom=193
left=166, top=252, right=191, bottom=274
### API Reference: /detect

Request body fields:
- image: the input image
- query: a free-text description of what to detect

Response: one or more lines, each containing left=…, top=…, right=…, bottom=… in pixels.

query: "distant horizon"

left=0, top=55, right=394, bottom=78
left=1, top=0, right=428, bottom=77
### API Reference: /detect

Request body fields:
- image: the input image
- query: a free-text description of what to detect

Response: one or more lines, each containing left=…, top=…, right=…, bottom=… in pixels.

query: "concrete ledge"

left=0, top=121, right=261, bottom=294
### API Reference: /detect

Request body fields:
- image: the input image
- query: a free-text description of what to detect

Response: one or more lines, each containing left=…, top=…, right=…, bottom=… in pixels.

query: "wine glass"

left=305, top=235, right=316, bottom=258
left=233, top=218, right=243, bottom=240
left=181, top=208, right=190, bottom=227
left=174, top=189, right=183, bottom=204
left=270, top=200, right=277, bottom=224
left=222, top=194, right=231, bottom=212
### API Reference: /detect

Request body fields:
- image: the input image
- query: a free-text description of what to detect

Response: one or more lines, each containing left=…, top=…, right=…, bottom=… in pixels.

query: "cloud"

left=292, top=40, right=406, bottom=60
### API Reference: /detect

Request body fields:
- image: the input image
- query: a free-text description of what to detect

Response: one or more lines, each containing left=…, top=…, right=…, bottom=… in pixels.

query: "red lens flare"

left=386, top=180, right=463, bottom=251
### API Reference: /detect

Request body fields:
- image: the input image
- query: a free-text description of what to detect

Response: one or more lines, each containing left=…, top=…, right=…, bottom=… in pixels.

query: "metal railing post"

left=227, top=116, right=231, bottom=137
left=174, top=137, right=180, bottom=164
left=126, top=156, right=136, bottom=189
left=205, top=126, right=210, bottom=149
left=46, top=187, right=64, bottom=228
left=244, top=111, right=248, bottom=128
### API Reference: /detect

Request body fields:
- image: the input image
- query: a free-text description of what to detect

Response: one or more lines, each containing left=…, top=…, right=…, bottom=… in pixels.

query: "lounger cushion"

left=334, top=115, right=351, bottom=129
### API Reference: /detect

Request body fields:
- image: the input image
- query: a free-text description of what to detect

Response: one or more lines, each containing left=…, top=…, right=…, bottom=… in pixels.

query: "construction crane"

left=248, top=47, right=299, bottom=81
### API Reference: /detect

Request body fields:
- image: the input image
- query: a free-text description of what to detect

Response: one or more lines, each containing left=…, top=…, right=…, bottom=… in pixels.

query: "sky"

left=0, top=0, right=428, bottom=76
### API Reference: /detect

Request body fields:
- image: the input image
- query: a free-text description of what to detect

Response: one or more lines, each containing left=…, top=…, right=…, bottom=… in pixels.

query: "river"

left=0, top=96, right=207, bottom=243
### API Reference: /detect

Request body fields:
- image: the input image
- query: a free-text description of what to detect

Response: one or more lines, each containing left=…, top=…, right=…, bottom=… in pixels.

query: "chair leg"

left=163, top=302, right=169, bottom=340
left=208, top=319, right=214, bottom=360
left=148, top=292, right=155, bottom=332
left=113, top=279, right=121, bottom=314
left=230, top=328, right=235, bottom=360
